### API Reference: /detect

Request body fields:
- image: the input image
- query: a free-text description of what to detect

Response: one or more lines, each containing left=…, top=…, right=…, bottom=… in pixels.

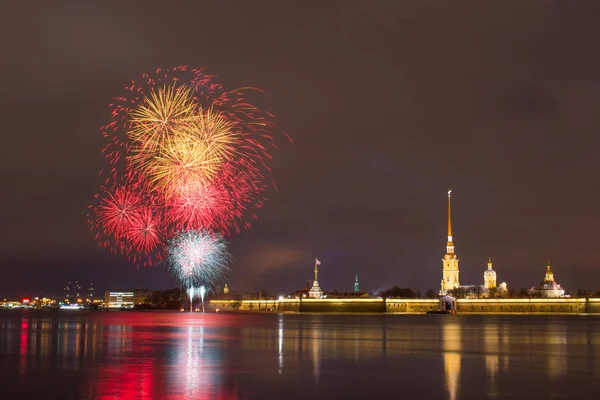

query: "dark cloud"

left=1, top=1, right=600, bottom=296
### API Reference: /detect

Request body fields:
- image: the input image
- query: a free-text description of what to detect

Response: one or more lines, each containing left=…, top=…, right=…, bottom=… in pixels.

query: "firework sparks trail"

left=168, top=230, right=231, bottom=291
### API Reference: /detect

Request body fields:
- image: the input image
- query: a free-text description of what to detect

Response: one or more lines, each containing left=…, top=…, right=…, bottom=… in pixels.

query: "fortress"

left=209, top=190, right=590, bottom=314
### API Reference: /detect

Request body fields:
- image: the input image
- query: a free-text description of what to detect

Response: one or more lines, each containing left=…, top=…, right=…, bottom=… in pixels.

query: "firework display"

left=168, top=230, right=230, bottom=291
left=89, top=66, right=276, bottom=277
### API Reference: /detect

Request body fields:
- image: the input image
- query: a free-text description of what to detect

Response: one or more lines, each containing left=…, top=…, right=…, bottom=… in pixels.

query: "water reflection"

left=0, top=312, right=598, bottom=399
left=484, top=324, right=499, bottom=398
left=277, top=315, right=284, bottom=374
left=311, top=323, right=322, bottom=383
left=19, top=318, right=28, bottom=376
left=546, top=322, right=567, bottom=378
left=442, top=321, right=461, bottom=400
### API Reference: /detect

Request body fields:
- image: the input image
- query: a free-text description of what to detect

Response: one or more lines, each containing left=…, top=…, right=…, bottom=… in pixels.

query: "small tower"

left=441, top=190, right=460, bottom=294
left=484, top=257, right=497, bottom=289
left=223, top=283, right=229, bottom=294
left=309, top=258, right=323, bottom=299
left=354, top=273, right=360, bottom=293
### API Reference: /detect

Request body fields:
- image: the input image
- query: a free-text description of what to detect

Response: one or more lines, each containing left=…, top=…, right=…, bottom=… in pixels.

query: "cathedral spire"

left=448, top=189, right=453, bottom=239
left=446, top=190, right=454, bottom=254
left=441, top=189, right=459, bottom=294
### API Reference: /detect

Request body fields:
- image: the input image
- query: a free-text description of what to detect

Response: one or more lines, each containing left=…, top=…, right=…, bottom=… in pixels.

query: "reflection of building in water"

left=546, top=323, right=567, bottom=377
left=484, top=324, right=500, bottom=396
left=443, top=321, right=461, bottom=400
left=311, top=324, right=322, bottom=383
left=484, top=325, right=499, bottom=376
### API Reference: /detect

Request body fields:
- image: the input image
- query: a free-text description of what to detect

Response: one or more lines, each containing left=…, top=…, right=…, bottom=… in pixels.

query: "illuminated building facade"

left=441, top=190, right=460, bottom=294
left=484, top=257, right=497, bottom=289
left=105, top=291, right=135, bottom=308
left=354, top=273, right=360, bottom=293
left=530, top=262, right=565, bottom=298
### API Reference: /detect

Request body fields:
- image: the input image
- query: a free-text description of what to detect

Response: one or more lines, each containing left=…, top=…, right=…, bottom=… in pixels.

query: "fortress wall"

left=456, top=298, right=588, bottom=313
left=209, top=298, right=600, bottom=313
left=585, top=298, right=600, bottom=313
left=209, top=299, right=287, bottom=312
left=386, top=299, right=440, bottom=313
left=209, top=298, right=385, bottom=313
left=299, top=298, right=385, bottom=313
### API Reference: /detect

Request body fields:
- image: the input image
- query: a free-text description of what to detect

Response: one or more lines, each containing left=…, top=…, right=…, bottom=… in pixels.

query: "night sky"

left=2, top=1, right=600, bottom=297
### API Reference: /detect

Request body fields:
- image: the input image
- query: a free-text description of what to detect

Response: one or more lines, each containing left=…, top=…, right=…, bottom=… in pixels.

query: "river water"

left=0, top=311, right=598, bottom=399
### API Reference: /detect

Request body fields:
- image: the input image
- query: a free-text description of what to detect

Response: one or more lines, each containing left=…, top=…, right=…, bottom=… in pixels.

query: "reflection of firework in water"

left=88, top=66, right=278, bottom=269
left=168, top=230, right=230, bottom=291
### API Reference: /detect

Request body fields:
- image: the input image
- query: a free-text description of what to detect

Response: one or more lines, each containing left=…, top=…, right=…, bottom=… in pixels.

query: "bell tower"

left=441, top=190, right=460, bottom=294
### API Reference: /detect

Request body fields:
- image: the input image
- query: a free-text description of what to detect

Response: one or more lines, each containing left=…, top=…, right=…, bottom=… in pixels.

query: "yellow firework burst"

left=127, top=85, right=196, bottom=161
left=128, top=85, right=239, bottom=194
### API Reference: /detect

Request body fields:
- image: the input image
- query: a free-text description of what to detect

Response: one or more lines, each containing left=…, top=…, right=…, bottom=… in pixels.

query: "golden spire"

left=488, top=257, right=492, bottom=270
left=447, top=189, right=453, bottom=239
left=445, top=189, right=454, bottom=255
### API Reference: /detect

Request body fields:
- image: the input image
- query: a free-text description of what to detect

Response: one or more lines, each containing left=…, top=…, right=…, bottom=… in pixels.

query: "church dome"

left=484, top=268, right=496, bottom=277
left=484, top=257, right=496, bottom=277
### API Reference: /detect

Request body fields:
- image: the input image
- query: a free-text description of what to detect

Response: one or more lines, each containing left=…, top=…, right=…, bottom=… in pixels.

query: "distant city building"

left=64, top=280, right=88, bottom=303
left=530, top=262, right=565, bottom=298
left=104, top=291, right=134, bottom=308
left=223, top=284, right=229, bottom=294
left=64, top=281, right=82, bottom=300
left=484, top=257, right=497, bottom=289
left=309, top=258, right=323, bottom=299
left=133, top=290, right=152, bottom=306
left=354, top=273, right=360, bottom=293
left=441, top=190, right=460, bottom=294
left=86, top=282, right=94, bottom=299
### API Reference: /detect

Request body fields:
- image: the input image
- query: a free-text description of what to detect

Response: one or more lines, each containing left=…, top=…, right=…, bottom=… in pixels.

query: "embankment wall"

left=209, top=298, right=600, bottom=313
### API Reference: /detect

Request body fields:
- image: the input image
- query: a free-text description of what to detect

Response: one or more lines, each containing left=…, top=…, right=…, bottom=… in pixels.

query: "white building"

left=484, top=257, right=497, bottom=289
left=104, top=291, right=134, bottom=308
